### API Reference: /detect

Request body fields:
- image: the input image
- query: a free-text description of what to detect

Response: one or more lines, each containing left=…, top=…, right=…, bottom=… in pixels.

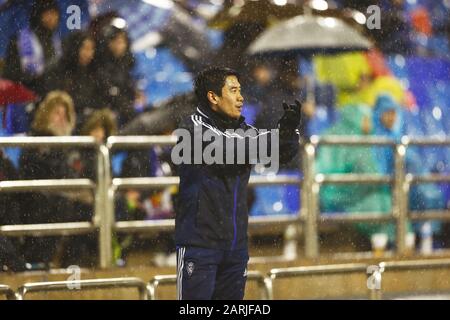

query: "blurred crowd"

left=0, top=0, right=449, bottom=271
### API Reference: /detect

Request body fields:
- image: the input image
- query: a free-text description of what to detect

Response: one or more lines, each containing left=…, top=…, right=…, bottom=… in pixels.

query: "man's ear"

left=207, top=91, right=219, bottom=105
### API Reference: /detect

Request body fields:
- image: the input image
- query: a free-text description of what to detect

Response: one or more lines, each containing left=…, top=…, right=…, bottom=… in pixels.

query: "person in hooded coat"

left=42, top=31, right=101, bottom=130
left=19, top=91, right=92, bottom=266
left=3, top=0, right=62, bottom=93
left=0, top=150, right=27, bottom=272
left=316, top=104, right=395, bottom=242
left=372, top=94, right=444, bottom=237
left=94, top=22, right=137, bottom=128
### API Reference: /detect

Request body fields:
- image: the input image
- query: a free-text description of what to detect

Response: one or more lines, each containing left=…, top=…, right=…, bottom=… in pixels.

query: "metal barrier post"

left=303, top=143, right=319, bottom=258
left=367, top=263, right=384, bottom=300
left=98, top=145, right=113, bottom=268
left=394, top=141, right=408, bottom=255
left=265, top=276, right=274, bottom=300
left=0, top=284, right=16, bottom=300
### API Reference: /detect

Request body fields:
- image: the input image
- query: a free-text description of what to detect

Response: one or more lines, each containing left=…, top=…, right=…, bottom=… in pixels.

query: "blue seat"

left=442, top=108, right=450, bottom=135
left=426, top=82, right=450, bottom=134
left=6, top=103, right=30, bottom=134
left=1, top=109, right=23, bottom=169
left=403, top=109, right=426, bottom=174
left=135, top=48, right=193, bottom=105
left=405, top=109, right=448, bottom=211
left=308, top=105, right=333, bottom=136
left=419, top=108, right=449, bottom=174
left=428, top=36, right=450, bottom=58
left=420, top=107, right=446, bottom=136
left=111, top=151, right=128, bottom=177
left=241, top=103, right=259, bottom=126
left=249, top=170, right=300, bottom=216
left=387, top=55, right=409, bottom=79
left=403, top=109, right=425, bottom=137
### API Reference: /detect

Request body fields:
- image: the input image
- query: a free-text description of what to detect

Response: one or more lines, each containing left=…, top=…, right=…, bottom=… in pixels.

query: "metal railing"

left=375, top=258, right=450, bottom=300
left=266, top=263, right=372, bottom=300
left=1, top=135, right=449, bottom=268
left=0, top=284, right=16, bottom=300
left=266, top=258, right=450, bottom=299
left=147, top=271, right=271, bottom=300
left=106, top=136, right=303, bottom=266
left=3, top=258, right=450, bottom=299
left=305, top=135, right=450, bottom=258
left=0, top=136, right=111, bottom=268
left=15, top=277, right=148, bottom=300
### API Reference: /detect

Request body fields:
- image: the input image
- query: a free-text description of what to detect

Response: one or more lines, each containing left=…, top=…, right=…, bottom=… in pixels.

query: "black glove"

left=278, top=99, right=302, bottom=131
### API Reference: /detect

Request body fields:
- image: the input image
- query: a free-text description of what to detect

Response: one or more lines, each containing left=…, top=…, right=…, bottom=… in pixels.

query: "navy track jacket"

left=174, top=105, right=299, bottom=250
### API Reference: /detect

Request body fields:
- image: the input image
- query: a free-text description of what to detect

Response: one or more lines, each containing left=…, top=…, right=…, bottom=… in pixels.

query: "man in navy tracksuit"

left=174, top=67, right=302, bottom=300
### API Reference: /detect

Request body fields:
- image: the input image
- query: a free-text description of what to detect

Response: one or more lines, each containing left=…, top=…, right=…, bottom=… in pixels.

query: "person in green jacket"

left=316, top=104, right=395, bottom=242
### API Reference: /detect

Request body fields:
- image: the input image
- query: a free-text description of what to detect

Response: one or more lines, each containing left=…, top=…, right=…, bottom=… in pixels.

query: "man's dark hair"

left=194, top=66, right=240, bottom=109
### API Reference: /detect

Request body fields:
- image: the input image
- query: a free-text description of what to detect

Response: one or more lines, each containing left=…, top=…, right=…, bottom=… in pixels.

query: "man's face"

left=253, top=65, right=271, bottom=86
left=361, top=115, right=372, bottom=134
left=48, top=104, right=69, bottom=136
left=40, top=9, right=59, bottom=31
left=90, top=126, right=106, bottom=143
left=79, top=38, right=95, bottom=66
left=210, top=75, right=244, bottom=120
left=108, top=33, right=128, bottom=59
left=381, top=109, right=397, bottom=130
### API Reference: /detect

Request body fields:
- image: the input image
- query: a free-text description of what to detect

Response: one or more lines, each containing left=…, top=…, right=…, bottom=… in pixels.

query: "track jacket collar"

left=197, top=105, right=245, bottom=131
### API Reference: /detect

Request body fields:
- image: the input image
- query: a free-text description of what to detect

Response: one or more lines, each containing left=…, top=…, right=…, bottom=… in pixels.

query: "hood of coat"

left=373, top=94, right=403, bottom=139
left=31, top=90, right=76, bottom=136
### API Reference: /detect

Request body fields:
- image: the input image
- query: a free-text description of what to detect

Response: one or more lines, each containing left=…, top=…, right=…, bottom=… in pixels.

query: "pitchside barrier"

left=14, top=277, right=148, bottom=300
left=0, top=135, right=449, bottom=268
left=3, top=258, right=450, bottom=299
left=0, top=284, right=16, bottom=300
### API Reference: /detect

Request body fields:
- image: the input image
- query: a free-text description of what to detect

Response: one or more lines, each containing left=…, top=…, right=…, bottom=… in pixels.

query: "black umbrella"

left=119, top=92, right=197, bottom=136
left=159, top=5, right=215, bottom=73
left=207, top=0, right=304, bottom=30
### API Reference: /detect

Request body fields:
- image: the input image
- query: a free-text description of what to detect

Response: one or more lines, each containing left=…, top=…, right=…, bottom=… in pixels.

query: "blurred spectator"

left=372, top=95, right=403, bottom=174
left=0, top=150, right=27, bottom=272
left=56, top=109, right=118, bottom=268
left=253, top=56, right=315, bottom=170
left=371, top=94, right=444, bottom=237
left=117, top=141, right=176, bottom=266
left=19, top=91, right=93, bottom=267
left=3, top=0, right=62, bottom=93
left=316, top=104, right=396, bottom=243
left=94, top=20, right=137, bottom=127
left=78, top=108, right=117, bottom=180
left=25, top=90, right=75, bottom=137
left=254, top=57, right=315, bottom=133
left=42, top=31, right=101, bottom=130
left=214, top=22, right=265, bottom=72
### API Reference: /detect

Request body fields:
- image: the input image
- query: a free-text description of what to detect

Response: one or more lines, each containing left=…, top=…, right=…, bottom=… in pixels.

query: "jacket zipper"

left=231, top=176, right=240, bottom=250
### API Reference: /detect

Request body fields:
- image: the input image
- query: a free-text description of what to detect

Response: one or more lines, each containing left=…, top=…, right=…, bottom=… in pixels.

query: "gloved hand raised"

left=278, top=99, right=302, bottom=131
